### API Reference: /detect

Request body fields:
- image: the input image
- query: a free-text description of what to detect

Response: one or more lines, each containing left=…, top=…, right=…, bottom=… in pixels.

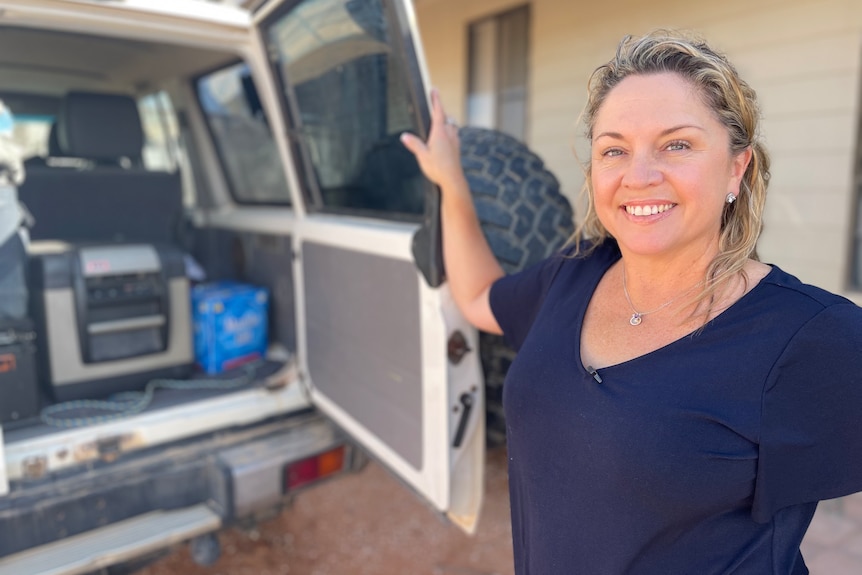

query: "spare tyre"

left=458, top=126, right=575, bottom=447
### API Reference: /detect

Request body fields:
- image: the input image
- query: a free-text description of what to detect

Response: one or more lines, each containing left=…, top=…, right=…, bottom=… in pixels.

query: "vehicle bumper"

left=0, top=411, right=359, bottom=573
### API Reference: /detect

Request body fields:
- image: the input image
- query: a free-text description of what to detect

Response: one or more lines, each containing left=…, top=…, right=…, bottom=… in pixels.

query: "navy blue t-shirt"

left=489, top=240, right=862, bottom=574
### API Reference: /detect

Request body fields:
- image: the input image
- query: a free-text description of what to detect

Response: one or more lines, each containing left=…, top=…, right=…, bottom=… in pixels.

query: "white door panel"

left=298, top=217, right=418, bottom=260
left=292, top=229, right=482, bottom=517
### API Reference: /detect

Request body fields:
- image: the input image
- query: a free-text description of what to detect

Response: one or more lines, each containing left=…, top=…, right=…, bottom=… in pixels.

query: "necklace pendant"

left=630, top=313, right=643, bottom=326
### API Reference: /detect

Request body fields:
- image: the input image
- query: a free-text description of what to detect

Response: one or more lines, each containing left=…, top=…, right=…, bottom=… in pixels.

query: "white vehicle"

left=0, top=1, right=574, bottom=573
left=0, top=1, right=487, bottom=573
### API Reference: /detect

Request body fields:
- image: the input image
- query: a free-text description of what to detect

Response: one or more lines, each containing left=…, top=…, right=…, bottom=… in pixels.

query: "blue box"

left=192, top=282, right=269, bottom=374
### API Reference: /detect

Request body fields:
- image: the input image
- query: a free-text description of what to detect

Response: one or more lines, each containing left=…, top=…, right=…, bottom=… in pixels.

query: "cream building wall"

left=413, top=0, right=862, bottom=298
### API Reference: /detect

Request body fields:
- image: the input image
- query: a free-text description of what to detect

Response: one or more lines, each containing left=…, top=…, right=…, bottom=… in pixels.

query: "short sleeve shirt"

left=489, top=240, right=862, bottom=574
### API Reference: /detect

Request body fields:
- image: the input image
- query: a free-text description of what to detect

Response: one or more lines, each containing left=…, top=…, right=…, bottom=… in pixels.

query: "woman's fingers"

left=431, top=88, right=447, bottom=126
left=401, top=88, right=463, bottom=187
left=399, top=132, right=426, bottom=158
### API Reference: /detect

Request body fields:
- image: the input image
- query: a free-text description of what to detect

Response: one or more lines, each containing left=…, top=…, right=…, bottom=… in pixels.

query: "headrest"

left=58, top=92, right=144, bottom=161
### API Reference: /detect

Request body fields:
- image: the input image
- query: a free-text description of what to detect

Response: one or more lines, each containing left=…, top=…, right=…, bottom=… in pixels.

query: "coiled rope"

left=40, top=362, right=262, bottom=428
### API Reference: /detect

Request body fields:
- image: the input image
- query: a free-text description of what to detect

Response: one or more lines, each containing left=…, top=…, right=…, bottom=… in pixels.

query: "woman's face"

left=590, top=72, right=751, bottom=261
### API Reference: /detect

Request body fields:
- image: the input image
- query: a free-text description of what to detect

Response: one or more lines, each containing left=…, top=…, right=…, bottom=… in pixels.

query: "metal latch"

left=447, top=331, right=472, bottom=365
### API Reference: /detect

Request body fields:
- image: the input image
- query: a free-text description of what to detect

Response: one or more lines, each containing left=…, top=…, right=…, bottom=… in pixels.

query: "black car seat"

left=19, top=91, right=183, bottom=245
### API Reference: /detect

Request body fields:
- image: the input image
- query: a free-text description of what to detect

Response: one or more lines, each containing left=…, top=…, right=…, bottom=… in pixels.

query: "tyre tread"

left=458, top=127, right=575, bottom=446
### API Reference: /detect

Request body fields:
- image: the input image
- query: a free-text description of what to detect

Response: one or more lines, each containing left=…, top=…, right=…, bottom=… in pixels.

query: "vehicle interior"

left=0, top=0, right=434, bottom=431
left=0, top=25, right=235, bottom=239
left=0, top=20, right=299, bottom=429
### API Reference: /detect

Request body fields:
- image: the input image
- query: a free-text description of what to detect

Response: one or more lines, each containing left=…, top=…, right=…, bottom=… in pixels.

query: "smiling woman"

left=580, top=70, right=764, bottom=370
left=403, top=29, right=862, bottom=575
left=590, top=73, right=749, bottom=261
left=578, top=35, right=769, bottom=327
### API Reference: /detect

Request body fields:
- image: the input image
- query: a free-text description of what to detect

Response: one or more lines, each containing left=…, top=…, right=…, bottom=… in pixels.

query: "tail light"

left=283, top=445, right=346, bottom=491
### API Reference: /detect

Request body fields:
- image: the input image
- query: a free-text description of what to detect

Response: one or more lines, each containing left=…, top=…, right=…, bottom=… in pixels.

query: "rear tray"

left=2, top=358, right=309, bottom=481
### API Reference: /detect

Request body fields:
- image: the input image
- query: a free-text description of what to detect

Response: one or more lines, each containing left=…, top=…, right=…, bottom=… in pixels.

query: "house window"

left=466, top=6, right=529, bottom=141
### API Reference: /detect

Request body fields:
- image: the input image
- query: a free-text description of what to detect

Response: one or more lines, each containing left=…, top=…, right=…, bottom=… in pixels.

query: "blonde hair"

left=573, top=30, right=771, bottom=314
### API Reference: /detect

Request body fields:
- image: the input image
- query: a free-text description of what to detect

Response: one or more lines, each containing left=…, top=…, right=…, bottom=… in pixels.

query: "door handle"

left=452, top=392, right=474, bottom=448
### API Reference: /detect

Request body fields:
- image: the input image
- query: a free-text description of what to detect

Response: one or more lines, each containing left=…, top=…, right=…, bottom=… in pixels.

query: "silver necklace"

left=622, top=266, right=704, bottom=326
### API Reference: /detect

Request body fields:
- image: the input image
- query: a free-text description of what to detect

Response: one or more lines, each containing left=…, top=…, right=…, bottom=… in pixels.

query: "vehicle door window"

left=138, top=91, right=180, bottom=172
left=196, top=62, right=292, bottom=205
left=10, top=113, right=52, bottom=161
left=263, top=0, right=430, bottom=218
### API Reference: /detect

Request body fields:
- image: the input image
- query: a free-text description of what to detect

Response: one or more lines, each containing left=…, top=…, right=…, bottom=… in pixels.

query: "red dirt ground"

left=140, top=447, right=515, bottom=575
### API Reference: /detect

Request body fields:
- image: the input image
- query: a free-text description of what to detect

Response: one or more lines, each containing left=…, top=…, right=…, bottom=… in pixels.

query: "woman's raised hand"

left=400, top=88, right=465, bottom=190
left=401, top=89, right=503, bottom=335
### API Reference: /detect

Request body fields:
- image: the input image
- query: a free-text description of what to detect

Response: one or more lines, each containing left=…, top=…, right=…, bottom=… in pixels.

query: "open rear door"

left=252, top=0, right=484, bottom=532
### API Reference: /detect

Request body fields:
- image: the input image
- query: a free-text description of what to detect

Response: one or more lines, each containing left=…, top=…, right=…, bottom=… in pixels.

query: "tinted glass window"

left=197, top=63, right=291, bottom=204
left=264, top=0, right=428, bottom=217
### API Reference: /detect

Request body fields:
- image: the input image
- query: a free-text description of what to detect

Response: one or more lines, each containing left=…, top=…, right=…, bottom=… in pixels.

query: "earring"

left=726, top=193, right=737, bottom=204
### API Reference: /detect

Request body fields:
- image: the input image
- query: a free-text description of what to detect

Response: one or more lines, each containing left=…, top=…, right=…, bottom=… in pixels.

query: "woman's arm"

left=401, top=90, right=503, bottom=334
